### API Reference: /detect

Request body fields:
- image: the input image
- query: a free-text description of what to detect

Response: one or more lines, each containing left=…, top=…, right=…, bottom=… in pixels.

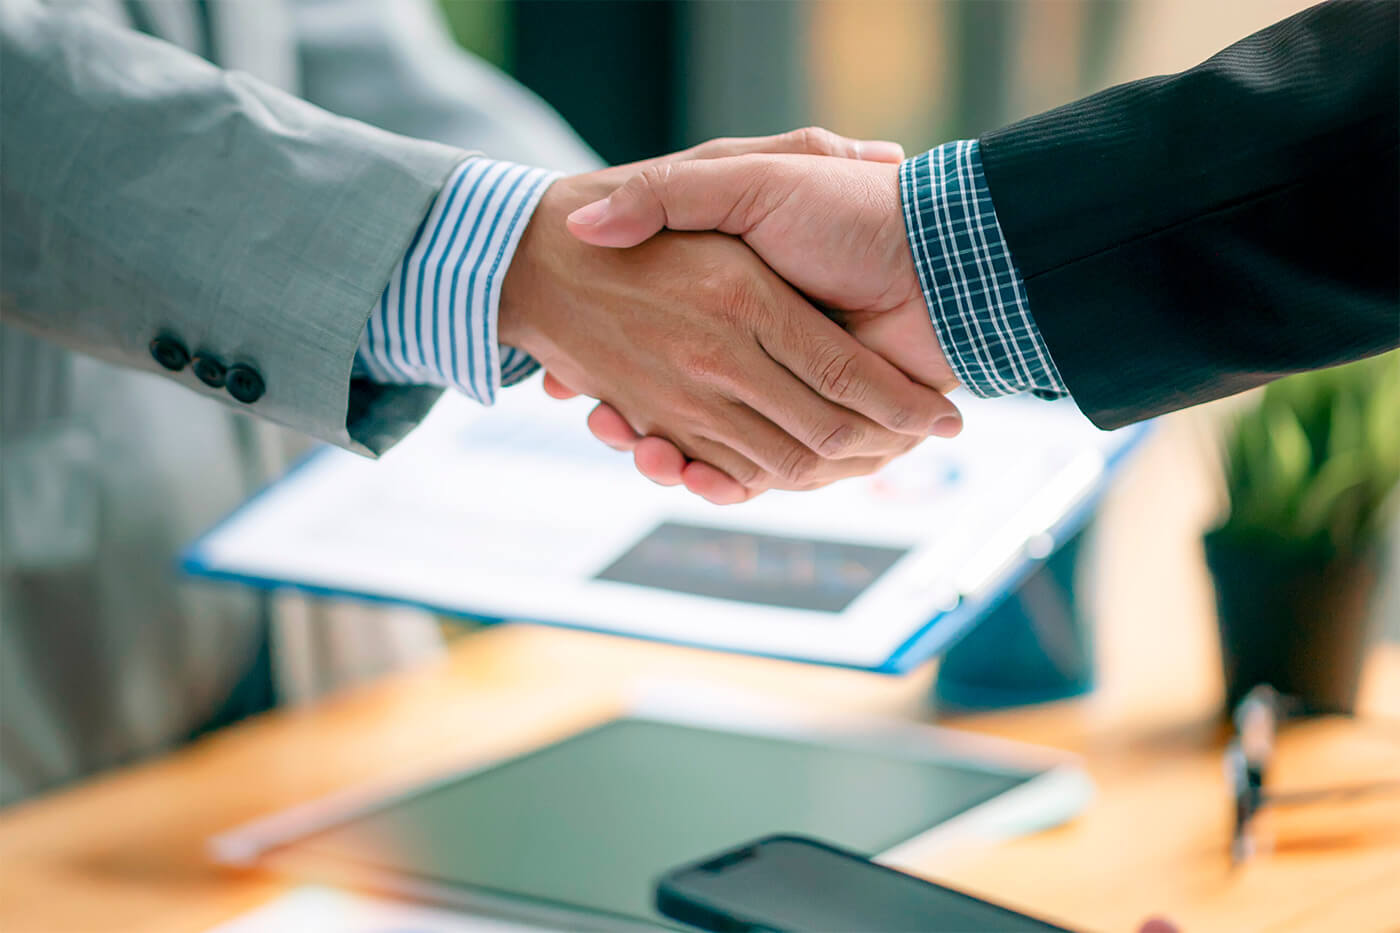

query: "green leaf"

left=1294, top=451, right=1368, bottom=542
left=1219, top=350, right=1400, bottom=548
left=1364, top=356, right=1400, bottom=473
left=1265, top=403, right=1312, bottom=499
left=1327, top=389, right=1364, bottom=458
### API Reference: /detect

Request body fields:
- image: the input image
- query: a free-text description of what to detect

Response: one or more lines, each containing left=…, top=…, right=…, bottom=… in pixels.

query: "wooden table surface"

left=2, top=418, right=1398, bottom=933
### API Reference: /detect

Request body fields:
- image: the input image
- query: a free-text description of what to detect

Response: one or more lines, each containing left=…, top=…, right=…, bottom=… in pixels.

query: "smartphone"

left=655, top=835, right=1076, bottom=933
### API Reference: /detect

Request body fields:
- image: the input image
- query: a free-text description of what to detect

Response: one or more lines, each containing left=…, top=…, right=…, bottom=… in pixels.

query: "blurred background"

left=440, top=0, right=1318, bottom=162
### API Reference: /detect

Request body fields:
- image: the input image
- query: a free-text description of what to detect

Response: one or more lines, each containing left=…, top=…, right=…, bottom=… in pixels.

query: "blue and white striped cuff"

left=900, top=140, right=1067, bottom=400
left=355, top=158, right=559, bottom=405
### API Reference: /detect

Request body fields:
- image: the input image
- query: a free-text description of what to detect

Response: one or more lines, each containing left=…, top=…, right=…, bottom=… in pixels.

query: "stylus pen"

left=1228, top=685, right=1277, bottom=864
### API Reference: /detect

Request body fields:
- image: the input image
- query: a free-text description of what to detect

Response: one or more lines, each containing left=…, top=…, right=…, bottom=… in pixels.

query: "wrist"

left=496, top=202, right=543, bottom=354
left=499, top=173, right=612, bottom=358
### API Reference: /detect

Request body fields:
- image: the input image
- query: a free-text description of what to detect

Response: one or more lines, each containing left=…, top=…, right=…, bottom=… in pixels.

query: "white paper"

left=185, top=379, right=1142, bottom=669
left=205, top=887, right=555, bottom=933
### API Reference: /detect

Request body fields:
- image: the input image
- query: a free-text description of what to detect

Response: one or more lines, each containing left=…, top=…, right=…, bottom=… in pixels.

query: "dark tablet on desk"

left=211, top=691, right=1091, bottom=931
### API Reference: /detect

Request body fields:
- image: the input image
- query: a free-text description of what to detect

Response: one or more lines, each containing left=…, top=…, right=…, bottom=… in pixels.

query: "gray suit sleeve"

left=0, top=0, right=469, bottom=454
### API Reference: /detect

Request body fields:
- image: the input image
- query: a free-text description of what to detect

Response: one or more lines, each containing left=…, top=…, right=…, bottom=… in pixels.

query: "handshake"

left=499, top=129, right=963, bottom=506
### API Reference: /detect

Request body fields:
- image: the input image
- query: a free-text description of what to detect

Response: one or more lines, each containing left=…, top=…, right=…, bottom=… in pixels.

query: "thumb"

left=566, top=156, right=778, bottom=249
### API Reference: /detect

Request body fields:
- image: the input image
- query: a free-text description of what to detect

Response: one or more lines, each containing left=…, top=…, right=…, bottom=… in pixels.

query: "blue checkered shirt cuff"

left=353, top=158, right=558, bottom=405
left=899, top=140, right=1067, bottom=400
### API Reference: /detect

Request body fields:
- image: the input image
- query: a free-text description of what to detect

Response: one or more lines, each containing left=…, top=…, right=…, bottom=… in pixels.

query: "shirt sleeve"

left=899, top=139, right=1068, bottom=401
left=354, top=157, right=560, bottom=404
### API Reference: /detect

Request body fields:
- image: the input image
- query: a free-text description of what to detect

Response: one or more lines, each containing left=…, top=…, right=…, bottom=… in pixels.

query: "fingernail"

left=567, top=198, right=611, bottom=226
left=858, top=140, right=906, bottom=162
left=931, top=414, right=962, bottom=438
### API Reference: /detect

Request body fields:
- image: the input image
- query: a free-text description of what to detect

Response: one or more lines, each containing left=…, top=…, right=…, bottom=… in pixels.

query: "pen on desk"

left=1228, top=685, right=1278, bottom=864
left=1227, top=684, right=1400, bottom=864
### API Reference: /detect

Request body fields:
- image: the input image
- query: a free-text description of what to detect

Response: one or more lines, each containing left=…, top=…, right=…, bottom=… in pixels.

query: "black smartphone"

left=655, top=834, right=1077, bottom=933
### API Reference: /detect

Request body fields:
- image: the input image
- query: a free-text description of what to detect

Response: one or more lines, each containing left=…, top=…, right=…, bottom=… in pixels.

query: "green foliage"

left=1219, top=352, right=1400, bottom=555
left=438, top=0, right=511, bottom=71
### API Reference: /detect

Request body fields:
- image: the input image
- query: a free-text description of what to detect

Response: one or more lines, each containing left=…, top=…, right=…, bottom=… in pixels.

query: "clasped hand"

left=498, top=129, right=959, bottom=505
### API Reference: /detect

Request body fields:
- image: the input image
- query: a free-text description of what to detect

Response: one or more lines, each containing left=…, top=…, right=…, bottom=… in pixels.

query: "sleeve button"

left=149, top=335, right=190, bottom=372
left=226, top=364, right=266, bottom=404
left=192, top=354, right=227, bottom=389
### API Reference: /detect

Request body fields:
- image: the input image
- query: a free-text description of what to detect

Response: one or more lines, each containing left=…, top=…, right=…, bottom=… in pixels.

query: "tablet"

left=184, top=388, right=1145, bottom=672
left=211, top=689, right=1091, bottom=930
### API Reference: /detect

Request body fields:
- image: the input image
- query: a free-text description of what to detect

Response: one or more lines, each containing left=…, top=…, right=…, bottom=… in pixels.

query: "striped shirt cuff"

left=354, top=158, right=559, bottom=405
left=899, top=140, right=1067, bottom=400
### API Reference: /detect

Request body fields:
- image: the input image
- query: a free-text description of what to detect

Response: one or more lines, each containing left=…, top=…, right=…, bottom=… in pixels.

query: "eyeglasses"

left=1226, top=684, right=1400, bottom=863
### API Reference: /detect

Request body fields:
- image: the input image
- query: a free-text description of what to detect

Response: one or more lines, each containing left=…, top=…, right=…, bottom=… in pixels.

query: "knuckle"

left=701, top=136, right=739, bottom=157
left=680, top=348, right=723, bottom=381
left=690, top=264, right=726, bottom=303
left=775, top=442, right=821, bottom=486
left=700, top=269, right=763, bottom=328
left=814, top=420, right=859, bottom=458
left=814, top=350, right=863, bottom=402
left=634, top=163, right=675, bottom=207
left=711, top=277, right=749, bottom=320
left=727, top=458, right=765, bottom=489
left=793, top=125, right=840, bottom=156
left=885, top=406, right=916, bottom=432
left=639, top=162, right=673, bottom=187
left=718, top=270, right=759, bottom=315
left=680, top=338, right=743, bottom=389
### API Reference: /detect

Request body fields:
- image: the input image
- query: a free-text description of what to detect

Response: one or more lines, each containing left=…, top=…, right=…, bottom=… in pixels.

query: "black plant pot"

left=1204, top=530, right=1379, bottom=716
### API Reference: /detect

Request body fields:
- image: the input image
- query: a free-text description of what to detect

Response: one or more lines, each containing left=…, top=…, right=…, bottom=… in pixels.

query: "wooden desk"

left=2, top=418, right=1398, bottom=933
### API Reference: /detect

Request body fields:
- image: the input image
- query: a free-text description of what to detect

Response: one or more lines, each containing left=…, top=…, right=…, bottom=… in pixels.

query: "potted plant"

left=1206, top=352, right=1400, bottom=715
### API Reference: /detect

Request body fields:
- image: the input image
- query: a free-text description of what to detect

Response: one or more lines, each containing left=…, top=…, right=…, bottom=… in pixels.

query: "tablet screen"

left=283, top=718, right=1030, bottom=926
left=595, top=522, right=910, bottom=612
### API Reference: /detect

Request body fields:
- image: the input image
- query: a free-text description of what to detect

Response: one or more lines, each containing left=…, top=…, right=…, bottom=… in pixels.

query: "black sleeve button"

left=226, top=364, right=266, bottom=404
left=149, top=335, right=190, bottom=372
left=192, top=354, right=227, bottom=389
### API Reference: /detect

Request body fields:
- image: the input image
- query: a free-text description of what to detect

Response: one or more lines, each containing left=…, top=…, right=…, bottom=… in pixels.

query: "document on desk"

left=206, top=886, right=554, bottom=933
left=183, top=379, right=1145, bottom=672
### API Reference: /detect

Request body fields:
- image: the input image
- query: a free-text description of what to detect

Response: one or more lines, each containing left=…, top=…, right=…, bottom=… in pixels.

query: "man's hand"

left=556, top=153, right=954, bottom=503
left=500, top=136, right=961, bottom=501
